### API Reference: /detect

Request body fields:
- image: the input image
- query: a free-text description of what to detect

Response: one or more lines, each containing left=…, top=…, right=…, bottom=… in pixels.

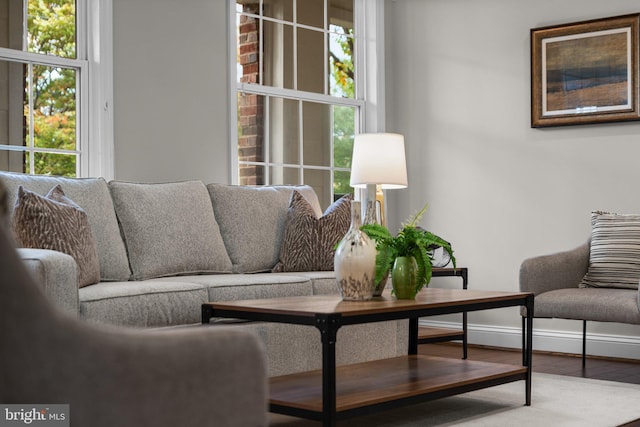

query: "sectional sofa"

left=0, top=171, right=407, bottom=376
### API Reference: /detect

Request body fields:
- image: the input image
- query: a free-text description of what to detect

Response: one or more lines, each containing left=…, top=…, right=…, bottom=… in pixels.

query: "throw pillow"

left=273, top=191, right=352, bottom=272
left=108, top=180, right=233, bottom=280
left=12, top=185, right=101, bottom=287
left=206, top=184, right=323, bottom=273
left=0, top=172, right=132, bottom=281
left=580, top=211, right=640, bottom=290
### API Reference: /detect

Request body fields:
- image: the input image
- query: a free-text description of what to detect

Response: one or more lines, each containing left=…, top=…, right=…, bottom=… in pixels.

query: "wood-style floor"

left=420, top=340, right=640, bottom=426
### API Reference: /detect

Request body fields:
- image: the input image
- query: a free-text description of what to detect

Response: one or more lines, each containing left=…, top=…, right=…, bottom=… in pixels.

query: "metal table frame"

left=202, top=291, right=534, bottom=427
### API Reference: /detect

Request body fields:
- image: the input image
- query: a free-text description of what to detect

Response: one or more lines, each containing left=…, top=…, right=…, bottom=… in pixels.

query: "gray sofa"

left=0, top=180, right=268, bottom=427
left=519, top=241, right=640, bottom=363
left=0, top=171, right=407, bottom=376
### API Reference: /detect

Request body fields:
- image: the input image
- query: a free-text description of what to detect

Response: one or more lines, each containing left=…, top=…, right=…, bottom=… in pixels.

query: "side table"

left=417, top=267, right=468, bottom=358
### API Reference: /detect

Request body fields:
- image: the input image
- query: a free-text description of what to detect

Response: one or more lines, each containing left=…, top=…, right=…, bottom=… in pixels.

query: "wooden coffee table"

left=202, top=288, right=534, bottom=427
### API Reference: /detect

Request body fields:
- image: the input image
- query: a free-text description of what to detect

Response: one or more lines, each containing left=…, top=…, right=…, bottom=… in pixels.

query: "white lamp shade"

left=350, top=133, right=408, bottom=189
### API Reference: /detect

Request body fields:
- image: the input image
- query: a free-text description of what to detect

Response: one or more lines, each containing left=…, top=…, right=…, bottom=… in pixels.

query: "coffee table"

left=202, top=288, right=534, bottom=427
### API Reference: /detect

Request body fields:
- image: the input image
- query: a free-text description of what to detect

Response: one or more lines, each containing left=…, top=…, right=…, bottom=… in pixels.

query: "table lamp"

left=350, top=133, right=408, bottom=224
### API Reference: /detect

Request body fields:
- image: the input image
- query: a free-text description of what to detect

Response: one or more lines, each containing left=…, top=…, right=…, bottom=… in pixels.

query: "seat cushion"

left=277, top=271, right=338, bottom=295
left=109, top=181, right=232, bottom=280
left=207, top=184, right=322, bottom=273
left=79, top=280, right=208, bottom=327
left=12, top=185, right=100, bottom=287
left=0, top=172, right=131, bottom=281
left=153, top=273, right=314, bottom=301
left=534, top=288, right=640, bottom=324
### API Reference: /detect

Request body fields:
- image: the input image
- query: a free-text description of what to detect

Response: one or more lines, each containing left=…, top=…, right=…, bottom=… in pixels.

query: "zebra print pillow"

left=272, top=191, right=352, bottom=272
left=580, top=211, right=640, bottom=290
left=12, top=185, right=101, bottom=287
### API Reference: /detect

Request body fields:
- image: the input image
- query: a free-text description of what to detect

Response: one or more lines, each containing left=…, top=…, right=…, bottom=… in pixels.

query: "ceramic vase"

left=391, top=256, right=418, bottom=299
left=334, top=201, right=377, bottom=301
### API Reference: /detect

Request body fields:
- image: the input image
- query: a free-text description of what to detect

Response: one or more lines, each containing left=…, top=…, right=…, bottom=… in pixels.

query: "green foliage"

left=329, top=25, right=355, bottom=196
left=26, top=0, right=77, bottom=177
left=361, top=203, right=456, bottom=298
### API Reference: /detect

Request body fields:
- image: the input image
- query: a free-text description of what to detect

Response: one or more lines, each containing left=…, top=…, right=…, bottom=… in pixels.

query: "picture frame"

left=531, top=14, right=640, bottom=127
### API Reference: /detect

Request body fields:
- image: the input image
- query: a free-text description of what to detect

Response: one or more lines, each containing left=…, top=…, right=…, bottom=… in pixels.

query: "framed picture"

left=531, top=14, right=640, bottom=127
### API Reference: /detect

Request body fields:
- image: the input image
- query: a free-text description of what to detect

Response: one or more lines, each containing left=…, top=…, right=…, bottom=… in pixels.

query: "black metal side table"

left=417, top=267, right=469, bottom=358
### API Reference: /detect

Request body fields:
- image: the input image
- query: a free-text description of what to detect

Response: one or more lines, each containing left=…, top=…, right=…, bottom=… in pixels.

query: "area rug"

left=269, top=373, right=640, bottom=426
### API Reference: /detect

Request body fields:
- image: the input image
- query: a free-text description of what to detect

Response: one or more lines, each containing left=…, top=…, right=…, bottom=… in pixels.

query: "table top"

left=204, top=288, right=531, bottom=320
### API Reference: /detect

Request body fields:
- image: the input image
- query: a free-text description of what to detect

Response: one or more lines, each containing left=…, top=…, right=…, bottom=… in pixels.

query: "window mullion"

left=27, top=63, right=34, bottom=175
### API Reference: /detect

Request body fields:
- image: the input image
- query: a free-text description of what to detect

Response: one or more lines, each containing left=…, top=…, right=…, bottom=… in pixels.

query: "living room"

left=108, top=0, right=640, bottom=357
left=2, top=0, right=640, bottom=426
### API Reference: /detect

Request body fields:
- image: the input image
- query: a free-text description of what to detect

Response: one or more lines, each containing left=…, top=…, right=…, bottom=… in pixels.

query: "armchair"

left=0, top=218, right=268, bottom=426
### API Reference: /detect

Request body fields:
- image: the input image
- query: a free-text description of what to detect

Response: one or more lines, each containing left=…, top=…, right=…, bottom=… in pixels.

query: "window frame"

left=0, top=0, right=113, bottom=179
left=228, top=0, right=385, bottom=201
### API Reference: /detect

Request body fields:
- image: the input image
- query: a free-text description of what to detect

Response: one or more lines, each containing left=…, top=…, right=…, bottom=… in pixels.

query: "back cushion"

left=207, top=184, right=322, bottom=273
left=0, top=171, right=131, bottom=281
left=109, top=180, right=233, bottom=280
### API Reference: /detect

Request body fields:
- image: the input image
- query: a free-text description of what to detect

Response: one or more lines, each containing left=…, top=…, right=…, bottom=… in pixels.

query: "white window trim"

left=0, top=0, right=113, bottom=179
left=87, top=0, right=114, bottom=180
left=227, top=0, right=385, bottom=185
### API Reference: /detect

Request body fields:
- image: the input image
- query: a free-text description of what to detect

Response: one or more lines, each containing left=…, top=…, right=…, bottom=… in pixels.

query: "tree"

left=330, top=25, right=355, bottom=196
left=26, top=0, right=77, bottom=176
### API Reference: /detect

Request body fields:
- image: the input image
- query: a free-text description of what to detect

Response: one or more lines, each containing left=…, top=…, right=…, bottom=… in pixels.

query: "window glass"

left=333, top=105, right=354, bottom=168
left=269, top=97, right=299, bottom=165
left=269, top=165, right=299, bottom=186
left=28, top=0, right=77, bottom=59
left=304, top=168, right=331, bottom=209
left=329, top=29, right=354, bottom=97
left=237, top=91, right=266, bottom=163
left=297, top=0, right=324, bottom=28
left=262, top=20, right=294, bottom=90
left=297, top=27, right=325, bottom=94
left=1, top=0, right=82, bottom=177
left=235, top=0, right=359, bottom=201
left=302, top=101, right=330, bottom=167
left=263, top=0, right=293, bottom=22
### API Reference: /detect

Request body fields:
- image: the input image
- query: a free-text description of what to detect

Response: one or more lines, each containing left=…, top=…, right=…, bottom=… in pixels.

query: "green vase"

left=391, top=256, right=418, bottom=299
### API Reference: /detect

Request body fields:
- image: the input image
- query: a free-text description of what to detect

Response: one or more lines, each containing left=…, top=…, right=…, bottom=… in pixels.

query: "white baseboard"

left=419, top=319, right=640, bottom=360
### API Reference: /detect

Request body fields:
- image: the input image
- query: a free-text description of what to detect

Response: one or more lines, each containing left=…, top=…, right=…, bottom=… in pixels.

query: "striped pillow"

left=580, top=211, right=640, bottom=290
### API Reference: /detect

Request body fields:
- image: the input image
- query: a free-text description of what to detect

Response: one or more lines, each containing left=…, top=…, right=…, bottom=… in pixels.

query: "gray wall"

left=113, top=0, right=230, bottom=183
left=113, top=0, right=640, bottom=352
left=385, top=0, right=640, bottom=349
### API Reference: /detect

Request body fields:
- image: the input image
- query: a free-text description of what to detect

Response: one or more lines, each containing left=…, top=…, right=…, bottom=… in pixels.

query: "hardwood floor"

left=419, top=340, right=640, bottom=426
left=419, top=341, right=640, bottom=385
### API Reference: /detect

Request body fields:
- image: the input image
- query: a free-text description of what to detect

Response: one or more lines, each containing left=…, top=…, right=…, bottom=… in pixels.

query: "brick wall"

left=237, top=4, right=264, bottom=185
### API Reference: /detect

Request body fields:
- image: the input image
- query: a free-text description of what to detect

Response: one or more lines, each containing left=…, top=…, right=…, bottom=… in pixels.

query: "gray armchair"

left=0, top=211, right=268, bottom=426
left=519, top=241, right=640, bottom=366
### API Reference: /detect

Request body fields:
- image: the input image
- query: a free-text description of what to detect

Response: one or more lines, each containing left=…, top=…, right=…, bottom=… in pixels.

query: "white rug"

left=269, top=373, right=640, bottom=426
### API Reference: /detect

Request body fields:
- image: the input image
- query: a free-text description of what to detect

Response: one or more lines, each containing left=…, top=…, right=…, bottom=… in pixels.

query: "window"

left=233, top=0, right=364, bottom=208
left=0, top=0, right=112, bottom=178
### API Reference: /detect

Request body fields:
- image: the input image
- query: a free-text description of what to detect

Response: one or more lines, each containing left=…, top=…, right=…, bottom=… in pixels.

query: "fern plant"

left=361, top=203, right=456, bottom=297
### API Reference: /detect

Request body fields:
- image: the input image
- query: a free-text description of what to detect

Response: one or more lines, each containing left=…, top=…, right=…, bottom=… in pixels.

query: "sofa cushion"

left=273, top=191, right=352, bottom=272
left=0, top=171, right=131, bottom=281
left=79, top=280, right=208, bottom=327
left=12, top=185, right=101, bottom=287
left=109, top=181, right=232, bottom=280
left=580, top=211, right=640, bottom=290
left=277, top=271, right=338, bottom=295
left=207, top=184, right=322, bottom=273
left=154, top=273, right=313, bottom=302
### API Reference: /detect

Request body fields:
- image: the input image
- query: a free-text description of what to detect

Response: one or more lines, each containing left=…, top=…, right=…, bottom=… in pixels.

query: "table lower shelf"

left=269, top=355, right=528, bottom=418
left=418, top=326, right=464, bottom=344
